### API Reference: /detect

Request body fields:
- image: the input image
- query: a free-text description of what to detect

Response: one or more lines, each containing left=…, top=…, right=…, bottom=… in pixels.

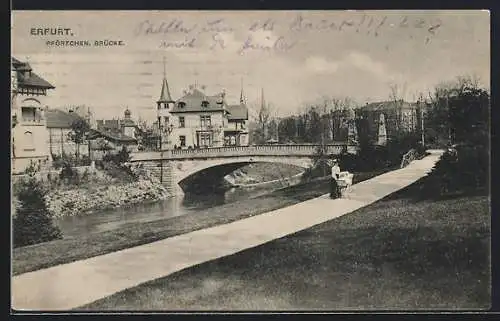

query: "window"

left=200, top=115, right=211, bottom=128
left=201, top=100, right=209, bottom=108
left=21, top=107, right=36, bottom=122
left=179, top=116, right=185, bottom=128
left=178, top=102, right=186, bottom=108
left=164, top=116, right=169, bottom=125
left=179, top=135, right=186, bottom=147
left=23, top=131, right=35, bottom=151
left=199, top=133, right=211, bottom=147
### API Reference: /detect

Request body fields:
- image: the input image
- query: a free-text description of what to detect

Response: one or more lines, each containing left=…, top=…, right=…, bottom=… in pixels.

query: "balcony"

left=20, top=116, right=45, bottom=126
left=198, top=124, right=224, bottom=134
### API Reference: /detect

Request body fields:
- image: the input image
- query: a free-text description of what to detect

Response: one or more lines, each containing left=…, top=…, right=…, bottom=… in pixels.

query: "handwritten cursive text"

left=134, top=19, right=197, bottom=36
left=237, top=35, right=296, bottom=55
left=159, top=37, right=197, bottom=49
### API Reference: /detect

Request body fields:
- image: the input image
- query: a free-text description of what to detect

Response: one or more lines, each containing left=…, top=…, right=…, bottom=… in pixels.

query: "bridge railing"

left=130, top=144, right=350, bottom=161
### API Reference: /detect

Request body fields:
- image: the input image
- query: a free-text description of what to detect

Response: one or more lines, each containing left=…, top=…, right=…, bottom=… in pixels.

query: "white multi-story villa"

left=155, top=60, right=249, bottom=150
left=11, top=57, right=55, bottom=173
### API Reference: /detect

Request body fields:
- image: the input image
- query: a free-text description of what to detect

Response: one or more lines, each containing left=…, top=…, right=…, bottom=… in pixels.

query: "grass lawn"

left=13, top=168, right=389, bottom=276
left=78, top=181, right=491, bottom=311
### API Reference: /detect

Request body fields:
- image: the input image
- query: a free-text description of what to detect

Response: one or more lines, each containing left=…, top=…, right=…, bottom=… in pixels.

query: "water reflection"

left=55, top=185, right=278, bottom=238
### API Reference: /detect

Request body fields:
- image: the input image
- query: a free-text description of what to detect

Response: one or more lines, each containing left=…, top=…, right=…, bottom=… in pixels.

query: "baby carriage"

left=336, top=171, right=354, bottom=198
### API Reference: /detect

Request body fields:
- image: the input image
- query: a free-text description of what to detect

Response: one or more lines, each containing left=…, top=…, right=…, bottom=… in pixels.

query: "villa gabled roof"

left=17, top=71, right=56, bottom=89
left=12, top=57, right=55, bottom=89
left=170, top=88, right=226, bottom=113
left=12, top=57, right=23, bottom=65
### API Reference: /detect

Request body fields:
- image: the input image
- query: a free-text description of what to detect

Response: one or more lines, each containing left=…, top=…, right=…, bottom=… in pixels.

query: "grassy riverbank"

left=227, top=163, right=304, bottom=185
left=13, top=168, right=389, bottom=276
left=79, top=181, right=491, bottom=311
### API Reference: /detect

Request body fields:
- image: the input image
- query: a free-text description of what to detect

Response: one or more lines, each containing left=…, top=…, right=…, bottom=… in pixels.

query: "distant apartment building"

left=88, top=108, right=139, bottom=155
left=355, top=100, right=422, bottom=143
left=11, top=57, right=55, bottom=173
left=155, top=61, right=249, bottom=149
left=95, top=109, right=137, bottom=139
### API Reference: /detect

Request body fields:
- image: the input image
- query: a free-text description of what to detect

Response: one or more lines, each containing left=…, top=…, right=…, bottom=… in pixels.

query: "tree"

left=267, top=118, right=279, bottom=141
left=388, top=82, right=408, bottom=133
left=426, top=75, right=488, bottom=147
left=13, top=178, right=63, bottom=248
left=278, top=117, right=298, bottom=143
left=115, top=145, right=132, bottom=165
left=68, top=118, right=90, bottom=161
left=257, top=91, right=272, bottom=143
left=103, top=145, right=131, bottom=165
left=313, top=96, right=357, bottom=141
left=308, top=107, right=322, bottom=143
left=448, top=85, right=489, bottom=146
left=94, top=137, right=114, bottom=152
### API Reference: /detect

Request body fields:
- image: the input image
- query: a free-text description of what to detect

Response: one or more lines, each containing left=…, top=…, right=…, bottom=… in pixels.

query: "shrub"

left=114, top=146, right=131, bottom=165
left=52, top=154, right=65, bottom=169
left=81, top=168, right=90, bottom=181
left=13, top=178, right=63, bottom=248
left=52, top=153, right=91, bottom=168
left=59, top=162, right=80, bottom=185
left=100, top=160, right=138, bottom=183
left=350, top=143, right=390, bottom=172
left=102, top=146, right=131, bottom=166
left=24, top=160, right=40, bottom=176
left=418, top=144, right=489, bottom=199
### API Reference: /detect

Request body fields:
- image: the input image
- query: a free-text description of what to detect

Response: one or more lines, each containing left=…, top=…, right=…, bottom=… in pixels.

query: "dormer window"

left=201, top=94, right=210, bottom=107
left=178, top=102, right=186, bottom=108
left=216, top=91, right=225, bottom=104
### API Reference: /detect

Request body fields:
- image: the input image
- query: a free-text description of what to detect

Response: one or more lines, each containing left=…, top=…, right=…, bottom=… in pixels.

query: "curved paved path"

left=12, top=150, right=443, bottom=311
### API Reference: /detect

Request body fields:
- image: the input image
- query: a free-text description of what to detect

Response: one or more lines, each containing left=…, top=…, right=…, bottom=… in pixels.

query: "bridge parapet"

left=130, top=144, right=349, bottom=162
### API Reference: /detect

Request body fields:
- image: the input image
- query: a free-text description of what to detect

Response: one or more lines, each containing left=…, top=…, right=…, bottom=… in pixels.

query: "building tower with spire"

left=122, top=107, right=136, bottom=138
left=156, top=57, right=176, bottom=149
left=240, top=78, right=246, bottom=105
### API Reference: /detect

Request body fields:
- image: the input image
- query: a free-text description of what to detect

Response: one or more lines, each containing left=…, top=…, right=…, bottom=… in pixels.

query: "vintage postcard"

left=11, top=10, right=490, bottom=312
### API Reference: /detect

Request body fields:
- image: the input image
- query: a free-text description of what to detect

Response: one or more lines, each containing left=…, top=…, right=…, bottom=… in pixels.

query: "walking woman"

left=330, top=159, right=341, bottom=199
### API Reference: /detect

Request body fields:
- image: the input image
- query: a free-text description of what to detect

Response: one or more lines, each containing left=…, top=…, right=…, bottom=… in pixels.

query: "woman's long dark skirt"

left=330, top=178, right=340, bottom=199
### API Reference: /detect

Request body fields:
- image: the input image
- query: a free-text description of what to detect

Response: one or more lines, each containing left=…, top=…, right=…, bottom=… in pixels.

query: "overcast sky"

left=12, top=10, right=490, bottom=121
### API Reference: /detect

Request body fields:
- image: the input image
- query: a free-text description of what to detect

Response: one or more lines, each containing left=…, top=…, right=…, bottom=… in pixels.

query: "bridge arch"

left=173, top=156, right=313, bottom=194
left=174, top=156, right=313, bottom=183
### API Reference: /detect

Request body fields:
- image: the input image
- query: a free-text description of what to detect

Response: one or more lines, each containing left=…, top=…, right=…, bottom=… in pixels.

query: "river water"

left=55, top=185, right=284, bottom=238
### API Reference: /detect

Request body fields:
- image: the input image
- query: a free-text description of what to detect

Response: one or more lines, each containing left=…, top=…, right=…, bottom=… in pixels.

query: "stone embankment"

left=44, top=179, right=169, bottom=218
left=11, top=165, right=170, bottom=219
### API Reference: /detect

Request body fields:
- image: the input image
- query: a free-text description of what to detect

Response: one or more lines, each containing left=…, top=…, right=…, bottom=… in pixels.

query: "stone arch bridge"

left=130, top=144, right=357, bottom=196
